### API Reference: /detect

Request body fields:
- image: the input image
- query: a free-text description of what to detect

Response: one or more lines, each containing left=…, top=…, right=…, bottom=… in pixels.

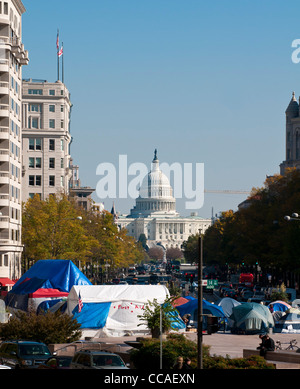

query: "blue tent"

left=5, top=260, right=91, bottom=312
left=176, top=297, right=225, bottom=318
left=12, top=260, right=91, bottom=294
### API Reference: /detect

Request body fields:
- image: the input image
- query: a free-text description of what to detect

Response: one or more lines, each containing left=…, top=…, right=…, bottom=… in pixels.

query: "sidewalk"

left=89, top=331, right=300, bottom=369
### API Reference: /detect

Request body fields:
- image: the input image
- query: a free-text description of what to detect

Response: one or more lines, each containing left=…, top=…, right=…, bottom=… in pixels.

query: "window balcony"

left=0, top=172, right=9, bottom=184
left=0, top=127, right=9, bottom=140
left=0, top=104, right=9, bottom=117
left=0, top=215, right=10, bottom=229
left=0, top=149, right=9, bottom=162
left=0, top=81, right=8, bottom=95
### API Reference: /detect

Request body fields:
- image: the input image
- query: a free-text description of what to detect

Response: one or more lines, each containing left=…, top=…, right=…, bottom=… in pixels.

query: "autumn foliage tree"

left=22, top=194, right=144, bottom=275
left=201, top=169, right=300, bottom=274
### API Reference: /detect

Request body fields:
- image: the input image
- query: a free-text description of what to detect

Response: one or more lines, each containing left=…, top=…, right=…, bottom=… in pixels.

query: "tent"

left=218, top=297, right=241, bottom=317
left=229, top=302, right=274, bottom=334
left=268, top=300, right=291, bottom=312
left=273, top=307, right=300, bottom=333
left=174, top=297, right=225, bottom=331
left=5, top=260, right=91, bottom=313
left=66, top=284, right=172, bottom=337
left=176, top=297, right=225, bottom=319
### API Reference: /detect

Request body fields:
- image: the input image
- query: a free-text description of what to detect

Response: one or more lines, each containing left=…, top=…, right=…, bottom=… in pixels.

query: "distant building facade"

left=118, top=151, right=212, bottom=250
left=21, top=79, right=72, bottom=201
left=280, top=91, right=300, bottom=174
left=69, top=158, right=95, bottom=211
left=0, top=0, right=28, bottom=281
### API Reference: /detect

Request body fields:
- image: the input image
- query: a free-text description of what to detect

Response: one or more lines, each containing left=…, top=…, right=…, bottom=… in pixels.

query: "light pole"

left=197, top=229, right=203, bottom=369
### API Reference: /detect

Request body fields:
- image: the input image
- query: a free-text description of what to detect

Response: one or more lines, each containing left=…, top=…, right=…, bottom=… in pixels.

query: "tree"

left=22, top=194, right=98, bottom=266
left=137, top=297, right=181, bottom=338
left=0, top=310, right=82, bottom=344
left=148, top=247, right=164, bottom=261
left=166, top=247, right=183, bottom=261
left=182, top=233, right=199, bottom=263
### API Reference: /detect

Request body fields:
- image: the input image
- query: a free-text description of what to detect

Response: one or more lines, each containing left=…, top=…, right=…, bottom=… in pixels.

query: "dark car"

left=223, top=289, right=238, bottom=299
left=38, top=355, right=72, bottom=369
left=70, top=350, right=129, bottom=369
left=0, top=341, right=52, bottom=369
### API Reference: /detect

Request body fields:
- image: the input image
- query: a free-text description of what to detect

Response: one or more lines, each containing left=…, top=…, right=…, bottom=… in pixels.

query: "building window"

left=32, top=118, right=38, bottom=129
left=29, top=157, right=34, bottom=168
left=49, top=90, right=55, bottom=96
left=35, top=175, right=41, bottom=186
left=61, top=139, right=64, bottom=151
left=49, top=158, right=55, bottom=169
left=29, top=175, right=35, bottom=186
left=61, top=158, right=64, bottom=168
left=29, top=138, right=42, bottom=150
left=49, top=175, right=55, bottom=186
left=49, top=119, right=55, bottom=129
left=49, top=139, right=55, bottom=151
left=28, top=89, right=43, bottom=95
left=35, top=158, right=41, bottom=168
left=61, top=176, right=64, bottom=187
left=49, top=105, right=55, bottom=112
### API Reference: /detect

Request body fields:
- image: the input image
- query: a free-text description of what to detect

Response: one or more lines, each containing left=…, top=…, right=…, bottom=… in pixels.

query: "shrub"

left=130, top=334, right=209, bottom=369
left=130, top=334, right=275, bottom=369
left=0, top=310, right=82, bottom=344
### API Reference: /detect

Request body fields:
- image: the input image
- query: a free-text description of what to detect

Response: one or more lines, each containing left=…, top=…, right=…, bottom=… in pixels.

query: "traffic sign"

left=206, top=279, right=218, bottom=289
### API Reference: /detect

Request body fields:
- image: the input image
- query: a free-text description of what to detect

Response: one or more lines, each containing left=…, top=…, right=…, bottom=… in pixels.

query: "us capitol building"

left=117, top=151, right=212, bottom=251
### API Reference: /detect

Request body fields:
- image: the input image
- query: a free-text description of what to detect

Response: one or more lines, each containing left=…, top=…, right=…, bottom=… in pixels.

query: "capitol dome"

left=129, top=150, right=178, bottom=218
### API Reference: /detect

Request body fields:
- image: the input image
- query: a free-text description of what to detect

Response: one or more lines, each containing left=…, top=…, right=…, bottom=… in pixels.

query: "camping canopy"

left=5, top=260, right=91, bottom=312
left=229, top=302, right=274, bottom=334
left=66, top=284, right=172, bottom=337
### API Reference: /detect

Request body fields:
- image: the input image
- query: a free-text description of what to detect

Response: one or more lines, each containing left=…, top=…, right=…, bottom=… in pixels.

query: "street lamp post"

left=197, top=230, right=203, bottom=369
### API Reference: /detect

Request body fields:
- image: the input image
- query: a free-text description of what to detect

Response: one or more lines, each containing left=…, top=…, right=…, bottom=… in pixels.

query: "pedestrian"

left=182, top=314, right=191, bottom=330
left=182, top=357, right=192, bottom=369
left=257, top=333, right=275, bottom=357
left=173, top=356, right=184, bottom=369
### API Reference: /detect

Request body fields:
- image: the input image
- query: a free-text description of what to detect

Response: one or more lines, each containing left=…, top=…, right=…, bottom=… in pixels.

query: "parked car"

left=70, top=350, right=129, bottom=369
left=223, top=289, right=238, bottom=300
left=0, top=341, right=52, bottom=369
left=37, top=355, right=72, bottom=369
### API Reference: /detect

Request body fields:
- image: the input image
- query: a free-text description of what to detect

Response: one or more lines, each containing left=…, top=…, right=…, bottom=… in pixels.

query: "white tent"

left=66, top=284, right=170, bottom=338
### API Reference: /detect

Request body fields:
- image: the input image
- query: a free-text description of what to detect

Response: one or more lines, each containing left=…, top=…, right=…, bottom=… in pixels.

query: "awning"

left=0, top=278, right=15, bottom=287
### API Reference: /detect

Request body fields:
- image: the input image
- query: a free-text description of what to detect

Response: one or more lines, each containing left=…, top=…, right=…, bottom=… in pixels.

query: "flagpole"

left=57, top=29, right=60, bottom=81
left=62, top=42, right=64, bottom=84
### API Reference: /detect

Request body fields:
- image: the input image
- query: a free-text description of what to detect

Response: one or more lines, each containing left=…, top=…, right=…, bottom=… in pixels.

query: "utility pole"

left=197, top=230, right=203, bottom=369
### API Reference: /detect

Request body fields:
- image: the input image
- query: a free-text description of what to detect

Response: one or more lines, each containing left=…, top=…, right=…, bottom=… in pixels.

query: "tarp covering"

left=229, top=302, right=274, bottom=334
left=66, top=285, right=170, bottom=337
left=11, top=260, right=91, bottom=294
left=5, top=260, right=91, bottom=312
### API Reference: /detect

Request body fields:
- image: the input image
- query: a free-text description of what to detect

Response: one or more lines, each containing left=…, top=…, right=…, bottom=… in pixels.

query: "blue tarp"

left=5, top=260, right=91, bottom=312
left=11, top=260, right=91, bottom=294
left=72, top=302, right=112, bottom=329
left=176, top=297, right=225, bottom=318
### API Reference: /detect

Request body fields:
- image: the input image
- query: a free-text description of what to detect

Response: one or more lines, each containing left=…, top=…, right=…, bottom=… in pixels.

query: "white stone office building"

left=117, top=151, right=212, bottom=251
left=22, top=79, right=72, bottom=201
left=0, top=0, right=28, bottom=281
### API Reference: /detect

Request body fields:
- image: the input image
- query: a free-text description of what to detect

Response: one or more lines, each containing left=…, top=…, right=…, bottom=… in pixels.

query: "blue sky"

left=21, top=0, right=300, bottom=218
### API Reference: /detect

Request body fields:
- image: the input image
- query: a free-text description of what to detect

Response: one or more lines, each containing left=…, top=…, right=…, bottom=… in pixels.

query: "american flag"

left=56, top=30, right=59, bottom=51
left=78, top=291, right=83, bottom=313
left=58, top=46, right=63, bottom=57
